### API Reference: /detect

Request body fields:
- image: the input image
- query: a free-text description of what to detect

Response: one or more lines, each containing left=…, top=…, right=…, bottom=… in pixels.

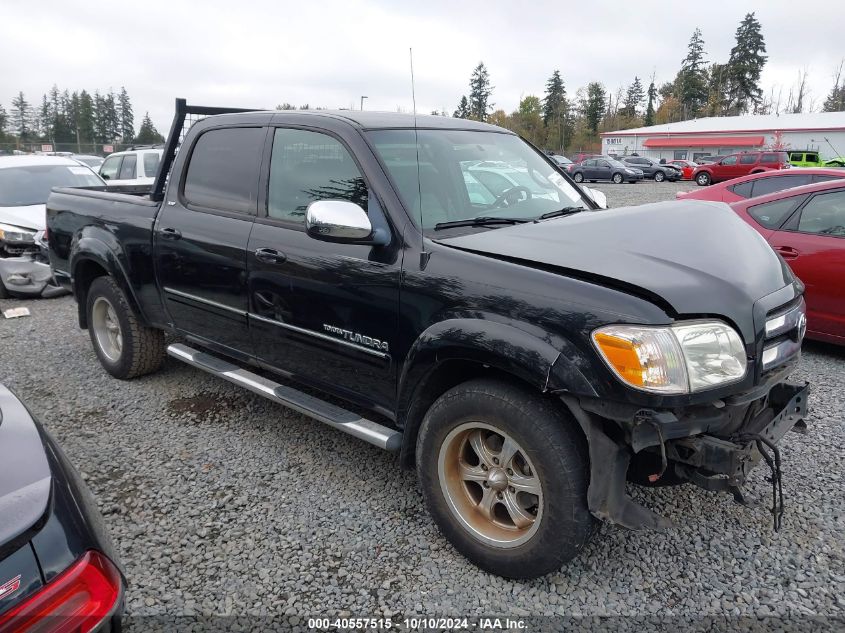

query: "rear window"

left=0, top=164, right=104, bottom=205
left=118, top=154, right=136, bottom=180
left=748, top=197, right=803, bottom=229
left=183, top=127, right=265, bottom=213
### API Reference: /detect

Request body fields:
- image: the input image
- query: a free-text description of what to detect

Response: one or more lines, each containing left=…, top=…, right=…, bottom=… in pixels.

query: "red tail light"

left=0, top=551, right=122, bottom=633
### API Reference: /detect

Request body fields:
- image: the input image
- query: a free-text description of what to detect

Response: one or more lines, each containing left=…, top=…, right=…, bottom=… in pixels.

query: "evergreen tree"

left=621, top=76, right=644, bottom=118
left=118, top=87, right=134, bottom=142
left=726, top=13, right=767, bottom=114
left=276, top=103, right=296, bottom=110
left=11, top=92, right=33, bottom=141
left=135, top=112, right=164, bottom=144
left=39, top=94, right=52, bottom=140
left=542, top=70, right=571, bottom=151
left=583, top=82, right=606, bottom=135
left=705, top=62, right=731, bottom=116
left=77, top=90, right=96, bottom=144
left=644, top=79, right=657, bottom=126
left=822, top=62, right=845, bottom=112
left=468, top=62, right=493, bottom=121
left=678, top=28, right=708, bottom=117
left=453, top=95, right=470, bottom=118
left=0, top=105, right=8, bottom=139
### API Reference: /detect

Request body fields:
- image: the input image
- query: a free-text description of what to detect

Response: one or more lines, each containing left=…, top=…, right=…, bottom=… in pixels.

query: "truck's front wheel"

left=86, top=276, right=165, bottom=379
left=416, top=378, right=595, bottom=578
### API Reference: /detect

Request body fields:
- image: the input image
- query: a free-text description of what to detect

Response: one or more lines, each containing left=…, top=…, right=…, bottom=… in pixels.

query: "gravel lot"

left=1, top=180, right=843, bottom=628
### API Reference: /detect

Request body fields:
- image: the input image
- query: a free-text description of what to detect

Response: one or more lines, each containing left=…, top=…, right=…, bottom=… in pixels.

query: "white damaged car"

left=0, top=155, right=104, bottom=298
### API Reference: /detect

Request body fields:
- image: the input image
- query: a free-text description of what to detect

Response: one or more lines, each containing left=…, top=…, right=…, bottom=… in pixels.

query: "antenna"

left=410, top=48, right=431, bottom=268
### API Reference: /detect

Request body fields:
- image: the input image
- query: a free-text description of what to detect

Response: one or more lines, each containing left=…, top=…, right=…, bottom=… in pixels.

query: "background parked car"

left=617, top=156, right=681, bottom=182
left=0, top=384, right=125, bottom=631
left=569, top=157, right=643, bottom=184
left=71, top=154, right=104, bottom=170
left=550, top=154, right=572, bottom=168
left=729, top=179, right=845, bottom=344
left=677, top=168, right=845, bottom=203
left=0, top=155, right=102, bottom=298
left=668, top=159, right=698, bottom=180
left=571, top=152, right=603, bottom=163
left=99, top=147, right=163, bottom=186
left=787, top=150, right=845, bottom=168
left=692, top=151, right=791, bottom=186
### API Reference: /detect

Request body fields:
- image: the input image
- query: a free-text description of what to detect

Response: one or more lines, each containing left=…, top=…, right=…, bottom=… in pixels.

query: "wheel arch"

left=71, top=238, right=146, bottom=329
left=396, top=319, right=597, bottom=469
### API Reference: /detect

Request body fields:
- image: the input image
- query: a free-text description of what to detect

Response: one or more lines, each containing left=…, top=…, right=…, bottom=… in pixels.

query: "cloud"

left=2, top=0, right=843, bottom=132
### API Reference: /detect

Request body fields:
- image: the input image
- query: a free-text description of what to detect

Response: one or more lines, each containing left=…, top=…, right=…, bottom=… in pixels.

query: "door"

left=99, top=154, right=122, bottom=184
left=155, top=126, right=267, bottom=356
left=594, top=159, right=612, bottom=181
left=768, top=188, right=845, bottom=339
left=246, top=127, right=401, bottom=412
left=714, top=155, right=740, bottom=181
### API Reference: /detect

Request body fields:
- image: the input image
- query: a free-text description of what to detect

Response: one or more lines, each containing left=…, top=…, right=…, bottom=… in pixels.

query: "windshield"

left=368, top=129, right=588, bottom=231
left=0, top=164, right=103, bottom=206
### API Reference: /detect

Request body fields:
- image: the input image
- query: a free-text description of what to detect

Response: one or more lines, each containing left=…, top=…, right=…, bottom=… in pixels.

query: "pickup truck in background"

left=47, top=99, right=809, bottom=579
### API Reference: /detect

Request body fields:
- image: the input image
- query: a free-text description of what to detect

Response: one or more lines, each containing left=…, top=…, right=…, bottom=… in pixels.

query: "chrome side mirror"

left=305, top=200, right=373, bottom=243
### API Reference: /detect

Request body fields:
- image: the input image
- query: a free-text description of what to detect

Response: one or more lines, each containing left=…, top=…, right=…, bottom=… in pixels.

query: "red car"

left=730, top=179, right=845, bottom=344
left=677, top=168, right=845, bottom=203
left=668, top=159, right=698, bottom=180
left=692, top=151, right=791, bottom=186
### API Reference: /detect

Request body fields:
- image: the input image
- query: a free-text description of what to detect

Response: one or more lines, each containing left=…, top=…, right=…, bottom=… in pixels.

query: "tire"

left=416, top=378, right=595, bottom=579
left=86, top=276, right=165, bottom=379
left=611, top=173, right=623, bottom=184
left=572, top=172, right=584, bottom=183
left=696, top=172, right=711, bottom=186
left=654, top=171, right=665, bottom=182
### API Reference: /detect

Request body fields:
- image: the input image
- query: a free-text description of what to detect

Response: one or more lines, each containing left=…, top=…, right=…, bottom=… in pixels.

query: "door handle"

left=159, top=227, right=182, bottom=240
left=774, top=245, right=799, bottom=259
left=254, top=247, right=287, bottom=264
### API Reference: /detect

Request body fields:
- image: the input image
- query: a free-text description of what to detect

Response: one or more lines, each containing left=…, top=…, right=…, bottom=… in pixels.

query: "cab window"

left=267, top=128, right=367, bottom=223
left=721, top=156, right=738, bottom=166
left=739, top=154, right=757, bottom=165
left=183, top=127, right=265, bottom=213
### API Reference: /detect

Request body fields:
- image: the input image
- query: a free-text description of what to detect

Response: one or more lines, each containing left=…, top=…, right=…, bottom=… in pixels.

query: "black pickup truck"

left=46, top=100, right=809, bottom=579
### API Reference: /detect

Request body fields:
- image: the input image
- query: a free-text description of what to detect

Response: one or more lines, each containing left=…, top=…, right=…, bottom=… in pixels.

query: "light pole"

left=360, top=96, right=368, bottom=111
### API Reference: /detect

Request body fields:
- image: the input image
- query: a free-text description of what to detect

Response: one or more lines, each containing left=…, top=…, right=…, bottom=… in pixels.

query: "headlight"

left=0, top=227, right=36, bottom=243
left=592, top=320, right=746, bottom=394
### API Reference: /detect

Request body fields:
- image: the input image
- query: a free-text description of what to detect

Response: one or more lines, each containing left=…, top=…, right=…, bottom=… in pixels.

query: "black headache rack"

left=150, top=98, right=259, bottom=202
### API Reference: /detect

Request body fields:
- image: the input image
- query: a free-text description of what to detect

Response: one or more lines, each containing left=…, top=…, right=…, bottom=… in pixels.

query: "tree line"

left=0, top=86, right=164, bottom=151
left=451, top=13, right=845, bottom=153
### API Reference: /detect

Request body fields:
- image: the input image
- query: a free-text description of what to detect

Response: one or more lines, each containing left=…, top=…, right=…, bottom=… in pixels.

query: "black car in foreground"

left=617, top=156, right=682, bottom=182
left=46, top=100, right=809, bottom=579
left=0, top=384, right=124, bottom=632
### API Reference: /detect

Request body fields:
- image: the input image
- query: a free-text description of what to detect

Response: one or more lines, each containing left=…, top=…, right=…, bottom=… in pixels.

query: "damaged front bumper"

left=0, top=240, right=68, bottom=298
left=561, top=380, right=809, bottom=531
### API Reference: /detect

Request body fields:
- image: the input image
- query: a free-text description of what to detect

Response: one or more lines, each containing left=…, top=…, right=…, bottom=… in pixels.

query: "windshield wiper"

left=434, top=216, right=529, bottom=231
left=534, top=207, right=585, bottom=221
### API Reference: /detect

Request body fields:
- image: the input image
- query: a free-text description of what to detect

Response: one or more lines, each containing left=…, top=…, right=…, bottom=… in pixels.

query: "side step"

left=166, top=343, right=402, bottom=451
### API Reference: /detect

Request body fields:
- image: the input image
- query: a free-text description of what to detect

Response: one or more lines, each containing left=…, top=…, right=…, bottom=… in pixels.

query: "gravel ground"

left=1, top=180, right=843, bottom=628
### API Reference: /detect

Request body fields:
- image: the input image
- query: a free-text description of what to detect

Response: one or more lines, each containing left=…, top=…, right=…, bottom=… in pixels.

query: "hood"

left=437, top=200, right=795, bottom=336
left=0, top=385, right=51, bottom=552
left=0, top=205, right=46, bottom=232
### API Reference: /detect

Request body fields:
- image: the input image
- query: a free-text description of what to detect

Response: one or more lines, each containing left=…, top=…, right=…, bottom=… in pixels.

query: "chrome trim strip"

left=765, top=302, right=804, bottom=338
left=248, top=313, right=390, bottom=360
left=163, top=287, right=247, bottom=316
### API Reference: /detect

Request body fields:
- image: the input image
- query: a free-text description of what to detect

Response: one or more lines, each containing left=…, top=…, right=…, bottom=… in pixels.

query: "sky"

left=2, top=0, right=844, bottom=133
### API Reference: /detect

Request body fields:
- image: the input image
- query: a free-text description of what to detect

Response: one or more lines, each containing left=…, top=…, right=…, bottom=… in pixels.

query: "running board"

left=166, top=343, right=402, bottom=451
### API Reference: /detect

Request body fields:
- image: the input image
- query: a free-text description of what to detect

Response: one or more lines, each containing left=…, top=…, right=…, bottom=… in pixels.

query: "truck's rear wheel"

left=86, top=276, right=165, bottom=379
left=416, top=378, right=595, bottom=578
